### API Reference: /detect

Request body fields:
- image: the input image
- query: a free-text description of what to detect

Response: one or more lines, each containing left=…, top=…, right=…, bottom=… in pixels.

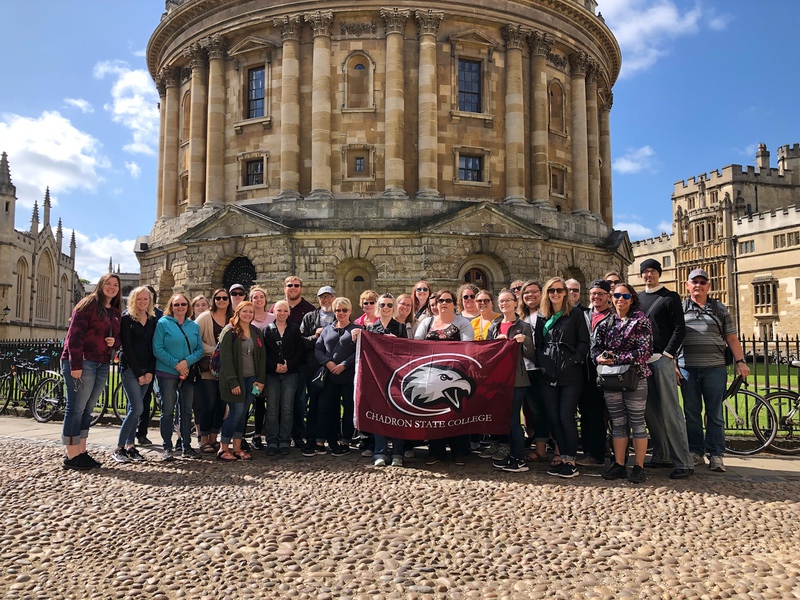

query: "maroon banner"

left=354, top=331, right=517, bottom=439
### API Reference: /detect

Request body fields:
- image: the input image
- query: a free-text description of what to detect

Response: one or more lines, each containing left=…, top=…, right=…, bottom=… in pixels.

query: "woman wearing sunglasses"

left=457, top=283, right=481, bottom=319
left=153, top=292, right=204, bottom=461
left=536, top=277, right=589, bottom=478
left=195, top=288, right=233, bottom=453
left=248, top=285, right=275, bottom=450
left=354, top=290, right=379, bottom=328
left=592, top=283, right=653, bottom=483
left=412, top=280, right=432, bottom=321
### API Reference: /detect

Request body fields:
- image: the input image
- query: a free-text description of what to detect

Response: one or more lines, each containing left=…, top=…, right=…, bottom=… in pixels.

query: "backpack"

left=209, top=325, right=230, bottom=379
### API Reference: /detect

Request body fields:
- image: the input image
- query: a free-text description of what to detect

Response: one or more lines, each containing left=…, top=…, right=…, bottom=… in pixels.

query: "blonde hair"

left=273, top=299, right=290, bottom=313
left=249, top=285, right=268, bottom=302
left=395, top=293, right=414, bottom=324
left=127, top=286, right=155, bottom=320
left=332, top=297, right=352, bottom=312
left=359, top=289, right=378, bottom=305
left=191, top=295, right=209, bottom=316
left=540, top=277, right=573, bottom=318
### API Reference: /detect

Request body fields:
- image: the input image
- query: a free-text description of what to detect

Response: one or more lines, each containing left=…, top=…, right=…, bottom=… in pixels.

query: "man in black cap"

left=577, top=279, right=615, bottom=467
left=638, top=258, right=693, bottom=479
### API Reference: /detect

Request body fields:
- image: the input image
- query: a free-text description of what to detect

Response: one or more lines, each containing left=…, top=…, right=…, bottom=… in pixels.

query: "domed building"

left=137, top=0, right=630, bottom=306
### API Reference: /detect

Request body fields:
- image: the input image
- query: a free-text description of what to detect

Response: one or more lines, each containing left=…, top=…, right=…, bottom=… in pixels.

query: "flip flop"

left=526, top=450, right=549, bottom=463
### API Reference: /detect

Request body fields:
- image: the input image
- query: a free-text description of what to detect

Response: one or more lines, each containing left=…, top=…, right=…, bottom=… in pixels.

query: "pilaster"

left=586, top=63, right=601, bottom=219
left=569, top=51, right=590, bottom=215
left=503, top=24, right=527, bottom=204
left=161, top=67, right=180, bottom=219
left=415, top=9, right=444, bottom=199
left=529, top=31, right=551, bottom=208
left=184, top=43, right=208, bottom=210
left=155, top=72, right=167, bottom=219
left=381, top=8, right=410, bottom=198
left=305, top=10, right=334, bottom=201
left=599, top=91, right=613, bottom=225
left=204, top=34, right=227, bottom=207
left=274, top=16, right=303, bottom=200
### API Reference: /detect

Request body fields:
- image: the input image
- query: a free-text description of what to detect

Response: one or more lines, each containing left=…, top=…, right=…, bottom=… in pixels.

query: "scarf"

left=543, top=310, right=563, bottom=337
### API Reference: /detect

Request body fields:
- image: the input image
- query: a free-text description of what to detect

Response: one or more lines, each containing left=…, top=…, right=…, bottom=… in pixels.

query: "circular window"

left=223, top=257, right=257, bottom=292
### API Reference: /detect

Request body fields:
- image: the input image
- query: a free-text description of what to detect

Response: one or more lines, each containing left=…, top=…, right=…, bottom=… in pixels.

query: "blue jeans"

left=374, top=435, right=404, bottom=461
left=266, top=373, right=298, bottom=449
left=119, top=369, right=148, bottom=447
left=221, top=376, right=255, bottom=444
left=645, top=355, right=693, bottom=469
left=61, top=359, right=109, bottom=445
left=158, top=376, right=195, bottom=451
left=539, top=381, right=582, bottom=460
left=680, top=365, right=727, bottom=457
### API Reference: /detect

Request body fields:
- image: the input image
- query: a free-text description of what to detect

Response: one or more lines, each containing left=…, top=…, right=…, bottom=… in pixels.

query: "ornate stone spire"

left=0, top=151, right=16, bottom=197
left=43, top=187, right=51, bottom=226
left=69, top=229, right=76, bottom=261
left=108, top=257, right=113, bottom=273
left=56, top=218, right=63, bottom=250
left=31, top=199, right=39, bottom=234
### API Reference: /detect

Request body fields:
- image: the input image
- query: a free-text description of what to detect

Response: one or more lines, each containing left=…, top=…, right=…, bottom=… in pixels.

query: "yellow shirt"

left=472, top=313, right=500, bottom=341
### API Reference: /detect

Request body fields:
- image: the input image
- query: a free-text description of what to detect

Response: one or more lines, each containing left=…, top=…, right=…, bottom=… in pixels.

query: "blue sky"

left=1, top=0, right=798, bottom=281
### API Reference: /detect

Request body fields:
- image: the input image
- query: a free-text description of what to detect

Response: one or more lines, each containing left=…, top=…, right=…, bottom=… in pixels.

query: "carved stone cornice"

left=304, top=10, right=334, bottom=38
left=415, top=9, right=443, bottom=38
left=502, top=24, right=528, bottom=51
left=273, top=15, right=303, bottom=42
left=203, top=34, right=227, bottom=60
left=568, top=51, right=590, bottom=76
left=528, top=30, right=552, bottom=57
left=381, top=8, right=410, bottom=35
left=585, top=61, right=600, bottom=85
left=183, top=42, right=207, bottom=69
left=158, top=66, right=180, bottom=89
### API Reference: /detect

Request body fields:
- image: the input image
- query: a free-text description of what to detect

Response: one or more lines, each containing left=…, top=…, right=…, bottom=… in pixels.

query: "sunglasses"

left=568, top=288, right=580, bottom=294
left=379, top=303, right=393, bottom=308
left=214, top=296, right=229, bottom=301
left=363, top=301, right=376, bottom=305
left=462, top=294, right=475, bottom=300
left=690, top=279, right=708, bottom=285
left=334, top=308, right=350, bottom=313
left=613, top=293, right=632, bottom=300
left=511, top=286, right=522, bottom=292
left=285, top=283, right=301, bottom=288
left=548, top=288, right=566, bottom=294
left=437, top=297, right=454, bottom=304
left=607, top=280, right=621, bottom=285
left=416, top=287, right=429, bottom=292
left=230, top=291, right=245, bottom=296
left=172, top=302, right=188, bottom=307
left=476, top=299, right=491, bottom=304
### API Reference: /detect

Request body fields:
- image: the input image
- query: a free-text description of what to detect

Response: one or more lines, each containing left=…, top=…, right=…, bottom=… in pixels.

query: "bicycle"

left=111, top=377, right=159, bottom=424
left=721, top=375, right=778, bottom=455
left=0, top=352, right=54, bottom=414
left=759, top=360, right=800, bottom=455
left=31, top=371, right=110, bottom=426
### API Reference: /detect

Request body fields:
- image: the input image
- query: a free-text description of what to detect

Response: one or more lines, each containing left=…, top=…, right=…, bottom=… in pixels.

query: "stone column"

left=599, top=91, right=613, bottom=225
left=161, top=67, right=180, bottom=219
left=185, top=43, right=208, bottom=210
left=415, top=9, right=443, bottom=199
left=204, top=35, right=226, bottom=207
left=586, top=64, right=601, bottom=219
left=503, top=24, right=527, bottom=204
left=305, top=10, right=334, bottom=201
left=569, top=51, right=590, bottom=215
left=155, top=74, right=167, bottom=219
left=529, top=31, right=551, bottom=207
left=381, top=8, right=410, bottom=198
left=274, top=16, right=303, bottom=200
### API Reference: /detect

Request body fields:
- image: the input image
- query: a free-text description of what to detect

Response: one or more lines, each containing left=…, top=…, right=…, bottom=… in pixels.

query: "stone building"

left=136, top=0, right=630, bottom=307
left=629, top=143, right=800, bottom=339
left=0, top=153, right=83, bottom=340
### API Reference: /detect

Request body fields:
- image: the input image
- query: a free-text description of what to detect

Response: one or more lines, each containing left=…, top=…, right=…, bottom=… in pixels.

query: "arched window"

left=15, top=257, right=28, bottom=320
left=36, top=251, right=53, bottom=321
left=548, top=80, right=565, bottom=133
left=223, top=257, right=257, bottom=292
left=181, top=92, right=191, bottom=142
left=343, top=52, right=374, bottom=110
left=464, top=268, right=488, bottom=289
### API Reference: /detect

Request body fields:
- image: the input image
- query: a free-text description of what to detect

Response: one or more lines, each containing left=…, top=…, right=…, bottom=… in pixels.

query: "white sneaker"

left=391, top=457, right=404, bottom=467
left=691, top=452, right=705, bottom=466
left=373, top=457, right=387, bottom=467
left=709, top=455, right=726, bottom=472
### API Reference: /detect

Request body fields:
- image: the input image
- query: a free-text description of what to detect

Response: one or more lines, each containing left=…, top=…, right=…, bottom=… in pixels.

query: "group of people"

left=59, top=260, right=749, bottom=483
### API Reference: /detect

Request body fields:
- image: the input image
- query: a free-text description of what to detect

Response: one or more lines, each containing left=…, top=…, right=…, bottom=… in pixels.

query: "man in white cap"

left=678, top=268, right=750, bottom=473
left=229, top=283, right=246, bottom=310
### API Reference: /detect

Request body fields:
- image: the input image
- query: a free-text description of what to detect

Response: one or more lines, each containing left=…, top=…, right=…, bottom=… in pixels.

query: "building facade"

left=0, top=153, right=83, bottom=340
left=137, top=0, right=630, bottom=306
left=629, top=143, right=800, bottom=338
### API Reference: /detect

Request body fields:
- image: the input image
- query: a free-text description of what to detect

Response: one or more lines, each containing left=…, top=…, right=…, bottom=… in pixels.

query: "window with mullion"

left=458, top=59, right=482, bottom=113
left=459, top=155, right=483, bottom=182
left=245, top=160, right=263, bottom=186
left=248, top=67, right=265, bottom=119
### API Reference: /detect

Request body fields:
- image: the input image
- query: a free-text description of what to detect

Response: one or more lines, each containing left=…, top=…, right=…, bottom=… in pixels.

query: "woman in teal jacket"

left=153, top=292, right=204, bottom=460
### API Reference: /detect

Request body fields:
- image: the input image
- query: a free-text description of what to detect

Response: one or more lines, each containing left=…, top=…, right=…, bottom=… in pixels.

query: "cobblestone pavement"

left=2, top=422, right=800, bottom=599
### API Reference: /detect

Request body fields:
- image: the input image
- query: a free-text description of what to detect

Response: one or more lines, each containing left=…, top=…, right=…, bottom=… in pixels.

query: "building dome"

left=138, top=0, right=626, bottom=305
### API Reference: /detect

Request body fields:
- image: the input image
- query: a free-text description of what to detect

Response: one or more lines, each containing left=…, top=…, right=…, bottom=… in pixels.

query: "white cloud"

left=69, top=229, right=139, bottom=282
left=132, top=49, right=146, bottom=58
left=656, top=220, right=673, bottom=234
left=0, top=111, right=110, bottom=207
left=616, top=222, right=653, bottom=239
left=125, top=161, right=141, bottom=178
left=93, top=60, right=159, bottom=156
left=613, top=145, right=656, bottom=174
left=64, top=98, right=94, bottom=114
left=599, top=0, right=731, bottom=77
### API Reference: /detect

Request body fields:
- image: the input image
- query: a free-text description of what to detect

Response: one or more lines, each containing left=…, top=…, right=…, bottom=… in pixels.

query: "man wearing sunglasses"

left=678, top=268, right=749, bottom=474
left=229, top=283, right=247, bottom=309
left=638, top=258, right=693, bottom=479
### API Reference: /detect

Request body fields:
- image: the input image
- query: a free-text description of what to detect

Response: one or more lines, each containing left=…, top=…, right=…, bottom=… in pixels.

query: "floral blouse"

left=591, top=308, right=653, bottom=379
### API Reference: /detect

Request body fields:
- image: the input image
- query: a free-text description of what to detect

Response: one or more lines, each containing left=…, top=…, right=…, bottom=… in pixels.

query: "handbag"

left=596, top=364, right=639, bottom=392
left=198, top=355, right=211, bottom=372
left=309, top=365, right=327, bottom=391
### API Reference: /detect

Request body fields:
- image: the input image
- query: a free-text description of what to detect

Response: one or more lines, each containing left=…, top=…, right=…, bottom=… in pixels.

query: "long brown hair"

left=210, top=287, right=234, bottom=319
left=75, top=273, right=122, bottom=316
left=517, top=280, right=543, bottom=318
left=229, top=301, right=255, bottom=339
left=540, top=277, right=573, bottom=318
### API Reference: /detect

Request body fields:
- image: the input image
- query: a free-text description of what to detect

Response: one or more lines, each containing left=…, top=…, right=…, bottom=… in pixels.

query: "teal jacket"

left=153, top=316, right=204, bottom=375
left=218, top=324, right=267, bottom=403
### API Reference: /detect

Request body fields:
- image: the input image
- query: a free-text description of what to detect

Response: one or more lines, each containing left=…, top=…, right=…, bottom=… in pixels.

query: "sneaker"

left=425, top=456, right=441, bottom=466
left=709, top=456, right=726, bottom=472
left=136, top=436, right=153, bottom=446
left=81, top=452, right=101, bottom=468
left=314, top=444, right=328, bottom=455
left=301, top=444, right=316, bottom=457
left=557, top=463, right=580, bottom=479
left=112, top=448, right=131, bottom=463
left=252, top=436, right=264, bottom=450
left=628, top=464, right=646, bottom=484
left=162, top=449, right=175, bottom=462
left=576, top=454, right=605, bottom=467
left=240, top=438, right=251, bottom=452
left=546, top=462, right=564, bottom=476
left=279, top=447, right=290, bottom=456
left=501, top=457, right=529, bottom=473
left=329, top=443, right=351, bottom=457
left=391, top=457, right=404, bottom=467
left=493, top=456, right=512, bottom=469
left=182, top=447, right=201, bottom=459
left=470, top=441, right=481, bottom=453
left=479, top=442, right=501, bottom=459
left=63, top=455, right=92, bottom=471
left=491, top=446, right=510, bottom=461
left=602, top=462, right=628, bottom=480
left=373, top=457, right=387, bottom=467
left=126, top=447, right=145, bottom=462
left=454, top=456, right=467, bottom=466
left=404, top=449, right=415, bottom=459
left=361, top=449, right=374, bottom=457
left=265, top=446, right=278, bottom=456
left=691, top=452, right=705, bottom=467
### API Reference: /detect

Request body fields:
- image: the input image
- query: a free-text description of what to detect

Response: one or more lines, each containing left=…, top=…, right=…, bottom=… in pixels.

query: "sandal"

left=216, top=449, right=237, bottom=462
left=233, top=450, right=252, bottom=461
left=549, top=457, right=564, bottom=469
left=526, top=450, right=549, bottom=463
left=201, top=443, right=216, bottom=454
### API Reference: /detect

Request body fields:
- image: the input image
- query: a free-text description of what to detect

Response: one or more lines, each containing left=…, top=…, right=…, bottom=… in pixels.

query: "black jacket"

left=638, top=287, right=685, bottom=356
left=486, top=317, right=535, bottom=387
left=263, top=321, right=305, bottom=375
left=535, top=309, right=590, bottom=386
left=119, top=313, right=157, bottom=377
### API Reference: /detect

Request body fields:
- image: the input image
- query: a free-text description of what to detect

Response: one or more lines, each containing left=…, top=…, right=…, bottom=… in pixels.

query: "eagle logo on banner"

left=386, top=354, right=479, bottom=417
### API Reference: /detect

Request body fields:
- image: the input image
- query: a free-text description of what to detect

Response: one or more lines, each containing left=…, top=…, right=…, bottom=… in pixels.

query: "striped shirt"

left=680, top=298, right=736, bottom=368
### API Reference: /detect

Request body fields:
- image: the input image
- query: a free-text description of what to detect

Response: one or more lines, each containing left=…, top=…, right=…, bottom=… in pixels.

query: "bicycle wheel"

left=723, top=389, right=777, bottom=455
left=763, top=392, right=800, bottom=455
left=0, top=376, right=11, bottom=414
left=112, top=380, right=127, bottom=423
left=89, top=388, right=107, bottom=426
left=31, top=377, right=65, bottom=423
